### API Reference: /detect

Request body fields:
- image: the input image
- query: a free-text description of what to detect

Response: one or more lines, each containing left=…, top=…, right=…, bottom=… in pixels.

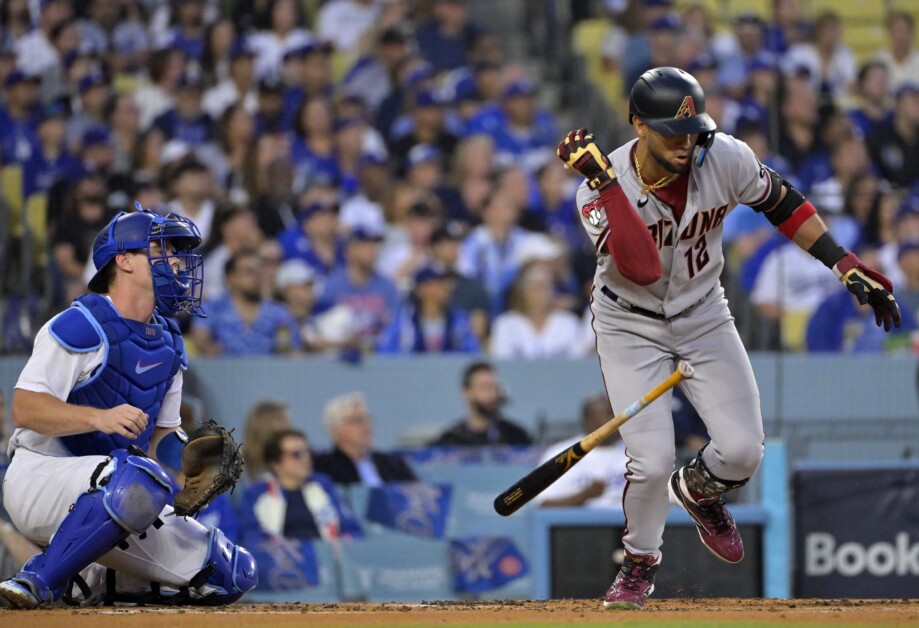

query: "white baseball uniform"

left=2, top=316, right=212, bottom=595
left=578, top=134, right=766, bottom=559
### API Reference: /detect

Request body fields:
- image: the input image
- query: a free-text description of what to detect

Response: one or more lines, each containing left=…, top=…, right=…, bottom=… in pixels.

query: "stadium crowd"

left=1, top=0, right=919, bottom=357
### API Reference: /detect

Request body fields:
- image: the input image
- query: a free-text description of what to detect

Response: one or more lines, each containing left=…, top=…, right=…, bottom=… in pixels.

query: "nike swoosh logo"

left=637, top=197, right=648, bottom=208
left=135, top=359, right=164, bottom=375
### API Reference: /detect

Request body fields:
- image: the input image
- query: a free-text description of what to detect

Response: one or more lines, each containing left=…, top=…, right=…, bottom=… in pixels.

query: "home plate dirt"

left=1, top=598, right=918, bottom=627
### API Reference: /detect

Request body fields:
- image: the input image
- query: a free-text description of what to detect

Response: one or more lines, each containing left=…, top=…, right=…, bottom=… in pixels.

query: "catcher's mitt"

left=173, top=419, right=244, bottom=517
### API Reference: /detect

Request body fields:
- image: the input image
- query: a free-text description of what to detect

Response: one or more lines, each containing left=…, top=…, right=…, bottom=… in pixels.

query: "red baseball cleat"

left=669, top=467, right=744, bottom=563
left=603, top=551, right=659, bottom=610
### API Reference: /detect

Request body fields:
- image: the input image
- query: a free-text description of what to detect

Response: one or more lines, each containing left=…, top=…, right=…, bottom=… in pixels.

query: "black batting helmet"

left=628, top=67, right=717, bottom=136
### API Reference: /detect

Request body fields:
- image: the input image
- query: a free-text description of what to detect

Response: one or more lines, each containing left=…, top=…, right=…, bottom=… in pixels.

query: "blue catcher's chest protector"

left=52, top=294, right=187, bottom=456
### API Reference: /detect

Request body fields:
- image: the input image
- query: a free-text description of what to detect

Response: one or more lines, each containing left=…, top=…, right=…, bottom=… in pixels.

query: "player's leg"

left=0, top=449, right=173, bottom=608
left=670, top=295, right=764, bottom=563
left=89, top=510, right=257, bottom=605
left=591, top=290, right=676, bottom=609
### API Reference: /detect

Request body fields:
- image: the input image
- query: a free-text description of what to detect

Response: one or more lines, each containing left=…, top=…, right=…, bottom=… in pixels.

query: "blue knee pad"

left=13, top=450, right=173, bottom=603
left=189, top=528, right=258, bottom=605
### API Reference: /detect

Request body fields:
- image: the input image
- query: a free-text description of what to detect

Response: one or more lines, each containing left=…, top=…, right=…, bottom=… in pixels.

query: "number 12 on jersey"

left=684, top=235, right=710, bottom=279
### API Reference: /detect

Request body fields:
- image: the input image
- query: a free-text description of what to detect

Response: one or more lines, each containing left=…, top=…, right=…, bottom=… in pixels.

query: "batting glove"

left=834, top=253, right=901, bottom=331
left=557, top=128, right=617, bottom=191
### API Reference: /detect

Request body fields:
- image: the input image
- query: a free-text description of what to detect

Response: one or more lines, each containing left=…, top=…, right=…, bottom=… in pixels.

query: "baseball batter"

left=558, top=67, right=901, bottom=610
left=0, top=208, right=257, bottom=608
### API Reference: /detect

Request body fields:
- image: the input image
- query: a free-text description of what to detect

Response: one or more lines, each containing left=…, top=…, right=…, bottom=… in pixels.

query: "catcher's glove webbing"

left=173, top=420, right=244, bottom=517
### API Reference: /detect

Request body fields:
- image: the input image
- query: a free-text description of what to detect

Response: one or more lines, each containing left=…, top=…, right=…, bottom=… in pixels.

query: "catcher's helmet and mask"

left=88, top=203, right=206, bottom=317
left=629, top=67, right=717, bottom=166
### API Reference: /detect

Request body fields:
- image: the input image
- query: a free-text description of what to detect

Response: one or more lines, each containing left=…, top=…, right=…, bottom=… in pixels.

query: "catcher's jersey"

left=577, top=133, right=771, bottom=317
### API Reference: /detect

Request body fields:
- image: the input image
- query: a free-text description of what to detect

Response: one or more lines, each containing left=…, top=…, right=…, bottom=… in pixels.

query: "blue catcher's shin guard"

left=188, top=528, right=258, bottom=605
left=0, top=450, right=172, bottom=608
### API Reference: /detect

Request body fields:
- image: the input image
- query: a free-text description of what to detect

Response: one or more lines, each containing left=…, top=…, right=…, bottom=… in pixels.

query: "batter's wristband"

left=807, top=232, right=847, bottom=270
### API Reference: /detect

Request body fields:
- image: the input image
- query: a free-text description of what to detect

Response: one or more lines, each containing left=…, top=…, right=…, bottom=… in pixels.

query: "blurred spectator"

left=13, top=0, right=71, bottom=77
left=240, top=429, right=364, bottom=541
left=763, top=0, right=809, bottom=55
left=377, top=264, right=479, bottom=353
left=848, top=61, right=892, bottom=139
left=776, top=74, right=822, bottom=171
left=167, top=158, right=217, bottom=244
left=617, top=0, right=675, bottom=86
left=0, top=0, right=31, bottom=52
left=340, top=152, right=390, bottom=234
left=191, top=250, right=299, bottom=355
left=341, top=27, right=409, bottom=116
left=490, top=262, right=583, bottom=359
left=243, top=399, right=292, bottom=480
left=315, top=0, right=380, bottom=56
left=106, top=93, right=141, bottom=176
left=465, top=78, right=559, bottom=173
left=896, top=241, right=919, bottom=326
left=274, top=259, right=326, bottom=352
left=430, top=361, right=532, bottom=446
left=214, top=103, right=256, bottom=205
left=866, top=83, right=919, bottom=190
left=22, top=100, right=80, bottom=197
left=807, top=247, right=916, bottom=352
left=403, top=143, right=464, bottom=221
left=202, top=206, right=264, bottom=301
left=0, top=69, right=40, bottom=165
left=522, top=160, right=583, bottom=255
left=248, top=131, right=297, bottom=234
left=390, top=90, right=458, bottom=175
left=750, top=235, right=842, bottom=351
left=880, top=198, right=919, bottom=289
left=415, top=0, right=482, bottom=73
left=319, top=225, right=400, bottom=351
left=808, top=135, right=872, bottom=223
left=624, top=13, right=681, bottom=92
left=313, top=392, right=417, bottom=486
left=714, top=13, right=774, bottom=98
left=430, top=222, right=490, bottom=343
left=133, top=47, right=185, bottom=130
left=152, top=72, right=215, bottom=147
left=50, top=174, right=112, bottom=303
left=201, top=17, right=236, bottom=84
left=290, top=95, right=340, bottom=194
left=159, top=0, right=207, bottom=61
left=110, top=1, right=153, bottom=77
left=278, top=196, right=346, bottom=277
left=537, top=393, right=627, bottom=508
left=377, top=200, right=438, bottom=292
left=202, top=39, right=258, bottom=120
left=781, top=11, right=856, bottom=104
left=875, top=11, right=919, bottom=96
left=67, top=70, right=112, bottom=150
left=457, top=190, right=538, bottom=317
left=282, top=42, right=334, bottom=118
left=253, top=72, right=288, bottom=135
left=248, top=0, right=313, bottom=79
left=449, top=134, right=495, bottom=223
left=257, top=238, right=285, bottom=300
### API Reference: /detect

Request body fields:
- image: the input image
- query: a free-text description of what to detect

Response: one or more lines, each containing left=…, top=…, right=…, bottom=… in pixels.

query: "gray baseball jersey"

left=580, top=133, right=767, bottom=560
left=577, top=133, right=772, bottom=316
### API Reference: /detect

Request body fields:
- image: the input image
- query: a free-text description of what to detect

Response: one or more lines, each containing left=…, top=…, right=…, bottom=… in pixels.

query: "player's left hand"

left=557, top=128, right=616, bottom=191
left=835, top=253, right=901, bottom=331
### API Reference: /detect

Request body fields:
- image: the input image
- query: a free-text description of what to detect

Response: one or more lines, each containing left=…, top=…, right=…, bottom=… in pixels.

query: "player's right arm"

left=559, top=128, right=661, bottom=286
left=12, top=319, right=148, bottom=439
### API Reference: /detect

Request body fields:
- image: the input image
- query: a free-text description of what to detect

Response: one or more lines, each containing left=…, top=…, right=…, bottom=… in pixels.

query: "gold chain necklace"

left=634, top=150, right=679, bottom=196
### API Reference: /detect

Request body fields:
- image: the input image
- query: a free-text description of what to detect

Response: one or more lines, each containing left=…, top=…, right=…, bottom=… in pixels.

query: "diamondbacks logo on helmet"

left=674, top=96, right=697, bottom=119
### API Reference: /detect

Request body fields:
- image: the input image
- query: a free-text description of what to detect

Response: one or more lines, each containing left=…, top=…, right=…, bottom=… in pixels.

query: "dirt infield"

left=1, top=598, right=918, bottom=628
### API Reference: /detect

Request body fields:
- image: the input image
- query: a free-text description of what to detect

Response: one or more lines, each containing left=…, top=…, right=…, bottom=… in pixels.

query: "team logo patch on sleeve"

left=675, top=95, right=696, bottom=118
left=581, top=199, right=603, bottom=226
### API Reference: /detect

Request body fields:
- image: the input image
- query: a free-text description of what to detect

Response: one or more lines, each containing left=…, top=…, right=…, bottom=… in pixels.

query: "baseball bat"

left=493, top=360, right=695, bottom=517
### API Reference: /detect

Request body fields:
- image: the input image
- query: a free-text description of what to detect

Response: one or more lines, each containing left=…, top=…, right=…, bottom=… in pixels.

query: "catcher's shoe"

left=0, top=576, right=47, bottom=610
left=603, top=551, right=659, bottom=610
left=669, top=467, right=744, bottom=563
